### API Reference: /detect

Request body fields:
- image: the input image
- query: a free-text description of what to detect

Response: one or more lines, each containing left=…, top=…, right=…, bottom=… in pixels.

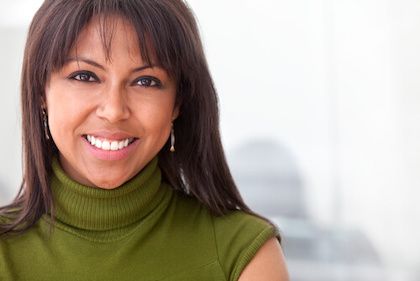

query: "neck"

left=49, top=157, right=166, bottom=231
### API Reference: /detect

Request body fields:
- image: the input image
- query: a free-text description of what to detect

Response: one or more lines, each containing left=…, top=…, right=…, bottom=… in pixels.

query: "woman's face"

left=45, top=17, right=178, bottom=189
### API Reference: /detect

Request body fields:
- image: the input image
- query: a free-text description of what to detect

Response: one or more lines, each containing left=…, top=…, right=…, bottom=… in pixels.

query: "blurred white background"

left=1, top=0, right=420, bottom=280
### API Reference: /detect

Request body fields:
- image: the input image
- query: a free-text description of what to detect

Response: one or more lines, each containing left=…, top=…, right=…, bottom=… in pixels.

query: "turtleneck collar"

left=49, top=157, right=165, bottom=231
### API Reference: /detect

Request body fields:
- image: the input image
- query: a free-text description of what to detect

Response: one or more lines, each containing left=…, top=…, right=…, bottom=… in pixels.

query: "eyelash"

left=69, top=71, right=98, bottom=82
left=133, top=76, right=162, bottom=88
left=68, top=71, right=162, bottom=88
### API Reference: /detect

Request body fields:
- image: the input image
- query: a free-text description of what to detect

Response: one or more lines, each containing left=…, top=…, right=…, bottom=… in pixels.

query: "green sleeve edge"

left=230, top=225, right=280, bottom=281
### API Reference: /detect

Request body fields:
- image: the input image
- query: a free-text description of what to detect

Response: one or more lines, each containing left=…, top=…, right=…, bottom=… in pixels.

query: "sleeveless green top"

left=0, top=157, right=279, bottom=281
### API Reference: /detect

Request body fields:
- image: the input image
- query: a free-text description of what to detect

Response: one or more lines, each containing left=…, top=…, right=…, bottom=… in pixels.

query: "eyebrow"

left=65, top=57, right=155, bottom=73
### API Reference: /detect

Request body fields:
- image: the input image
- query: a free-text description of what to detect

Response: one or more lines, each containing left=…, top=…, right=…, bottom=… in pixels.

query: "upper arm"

left=237, top=237, right=289, bottom=281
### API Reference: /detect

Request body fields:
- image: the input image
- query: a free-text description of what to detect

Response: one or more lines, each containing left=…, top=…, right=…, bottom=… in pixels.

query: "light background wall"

left=1, top=0, right=419, bottom=280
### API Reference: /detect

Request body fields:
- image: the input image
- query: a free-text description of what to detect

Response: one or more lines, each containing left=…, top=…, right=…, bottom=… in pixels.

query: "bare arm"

left=238, top=237, right=289, bottom=281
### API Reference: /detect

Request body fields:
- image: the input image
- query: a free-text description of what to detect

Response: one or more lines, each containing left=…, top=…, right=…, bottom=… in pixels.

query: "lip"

left=83, top=130, right=137, bottom=141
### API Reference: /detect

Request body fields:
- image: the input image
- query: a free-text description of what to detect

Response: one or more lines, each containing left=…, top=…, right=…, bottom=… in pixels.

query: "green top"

left=0, top=157, right=279, bottom=281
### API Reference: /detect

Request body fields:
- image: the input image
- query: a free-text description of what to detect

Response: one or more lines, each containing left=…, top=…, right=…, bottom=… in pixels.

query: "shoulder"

left=0, top=206, right=22, bottom=224
left=211, top=210, right=281, bottom=281
left=167, top=189, right=285, bottom=281
left=168, top=188, right=278, bottom=244
left=0, top=206, right=26, bottom=238
left=0, top=213, right=13, bottom=241
left=0, top=215, right=6, bottom=224
left=238, top=237, right=289, bottom=281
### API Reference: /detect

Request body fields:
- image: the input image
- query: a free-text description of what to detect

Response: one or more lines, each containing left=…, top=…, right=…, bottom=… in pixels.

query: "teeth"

left=101, top=141, right=110, bottom=150
left=95, top=139, right=102, bottom=148
left=85, top=135, right=133, bottom=151
left=110, top=141, right=119, bottom=151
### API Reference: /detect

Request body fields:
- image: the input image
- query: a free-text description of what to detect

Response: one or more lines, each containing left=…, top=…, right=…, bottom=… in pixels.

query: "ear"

left=41, top=96, right=47, bottom=110
left=172, top=105, right=180, bottom=121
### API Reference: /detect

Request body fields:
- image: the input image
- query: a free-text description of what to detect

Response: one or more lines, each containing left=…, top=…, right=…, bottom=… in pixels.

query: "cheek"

left=132, top=96, right=176, bottom=132
left=46, top=87, right=88, bottom=141
left=138, top=108, right=173, bottom=138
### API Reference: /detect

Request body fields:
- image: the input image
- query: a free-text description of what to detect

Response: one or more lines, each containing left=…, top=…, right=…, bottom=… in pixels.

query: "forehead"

left=70, top=16, right=144, bottom=63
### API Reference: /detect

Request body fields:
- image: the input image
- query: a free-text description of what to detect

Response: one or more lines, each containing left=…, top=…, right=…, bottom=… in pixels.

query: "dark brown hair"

left=0, top=0, right=279, bottom=239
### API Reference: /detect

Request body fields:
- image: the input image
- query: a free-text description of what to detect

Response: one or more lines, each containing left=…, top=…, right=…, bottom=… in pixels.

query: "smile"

left=84, top=135, right=136, bottom=151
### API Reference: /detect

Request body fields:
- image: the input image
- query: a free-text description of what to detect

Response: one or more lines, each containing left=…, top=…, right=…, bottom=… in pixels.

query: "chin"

left=86, top=166, right=136, bottom=189
left=90, top=177, right=127, bottom=189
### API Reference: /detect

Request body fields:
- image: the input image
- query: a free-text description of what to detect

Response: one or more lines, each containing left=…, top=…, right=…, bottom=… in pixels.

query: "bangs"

left=41, top=0, right=190, bottom=82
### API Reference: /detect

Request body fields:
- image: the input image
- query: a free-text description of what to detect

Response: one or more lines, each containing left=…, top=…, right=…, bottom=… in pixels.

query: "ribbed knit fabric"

left=0, top=157, right=280, bottom=281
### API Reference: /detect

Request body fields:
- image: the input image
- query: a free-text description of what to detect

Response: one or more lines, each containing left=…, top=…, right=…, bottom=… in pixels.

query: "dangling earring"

left=170, top=123, right=175, bottom=152
left=42, top=109, right=50, bottom=140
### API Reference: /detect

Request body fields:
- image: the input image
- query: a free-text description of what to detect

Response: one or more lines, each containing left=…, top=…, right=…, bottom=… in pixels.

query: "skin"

left=238, top=238, right=290, bottom=281
left=45, top=16, right=179, bottom=189
left=45, top=15, right=289, bottom=280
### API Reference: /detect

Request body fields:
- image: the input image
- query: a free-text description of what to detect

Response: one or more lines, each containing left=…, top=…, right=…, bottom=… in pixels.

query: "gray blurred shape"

left=228, top=138, right=306, bottom=218
left=227, top=138, right=385, bottom=281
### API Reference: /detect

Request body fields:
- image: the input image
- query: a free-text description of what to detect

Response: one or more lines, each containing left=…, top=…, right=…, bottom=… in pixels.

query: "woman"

left=0, top=0, right=289, bottom=280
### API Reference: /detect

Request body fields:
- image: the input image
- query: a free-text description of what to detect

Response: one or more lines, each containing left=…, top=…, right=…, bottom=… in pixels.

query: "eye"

left=69, top=71, right=98, bottom=82
left=135, top=76, right=162, bottom=88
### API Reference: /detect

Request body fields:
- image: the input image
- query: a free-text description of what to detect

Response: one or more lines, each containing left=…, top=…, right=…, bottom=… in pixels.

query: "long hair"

left=0, top=0, right=279, bottom=238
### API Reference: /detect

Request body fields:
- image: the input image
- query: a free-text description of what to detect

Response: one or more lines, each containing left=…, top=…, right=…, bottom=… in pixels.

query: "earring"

left=170, top=123, right=175, bottom=152
left=42, top=109, right=50, bottom=140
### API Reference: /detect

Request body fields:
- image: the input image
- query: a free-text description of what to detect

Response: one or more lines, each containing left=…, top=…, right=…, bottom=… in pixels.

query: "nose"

left=96, top=84, right=130, bottom=123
